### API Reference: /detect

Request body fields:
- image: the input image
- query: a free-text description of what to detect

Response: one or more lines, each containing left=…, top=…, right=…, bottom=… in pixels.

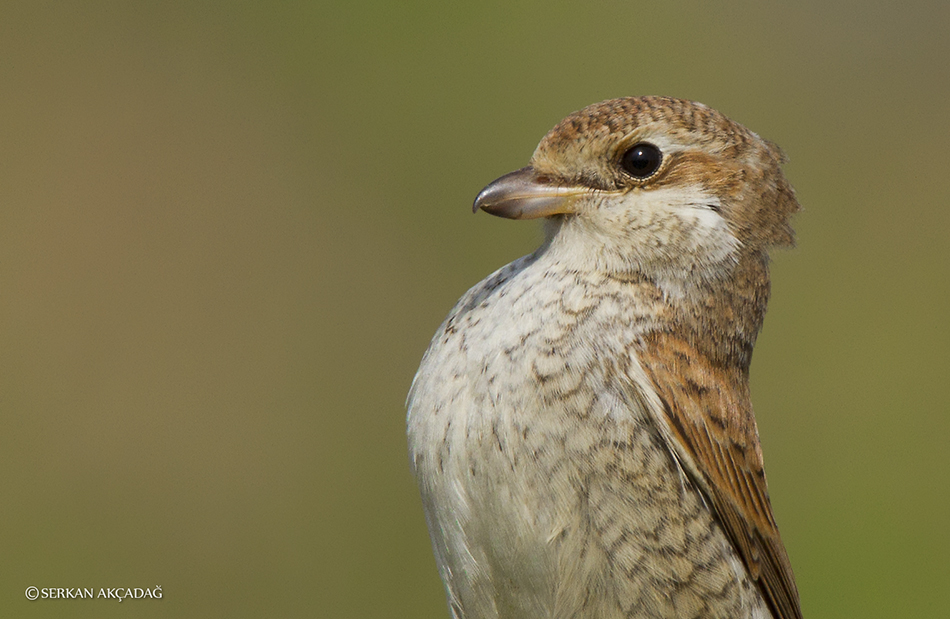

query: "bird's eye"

left=620, top=143, right=662, bottom=179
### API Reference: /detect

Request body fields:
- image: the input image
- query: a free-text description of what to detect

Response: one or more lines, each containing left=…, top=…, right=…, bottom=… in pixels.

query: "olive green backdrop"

left=1, top=2, right=947, bottom=617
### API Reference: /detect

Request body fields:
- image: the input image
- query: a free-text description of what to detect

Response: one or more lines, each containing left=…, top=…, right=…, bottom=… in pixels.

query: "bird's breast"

left=407, top=256, right=671, bottom=616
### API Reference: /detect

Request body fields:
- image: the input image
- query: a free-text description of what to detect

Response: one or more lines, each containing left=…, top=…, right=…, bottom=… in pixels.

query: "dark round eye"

left=620, top=143, right=662, bottom=179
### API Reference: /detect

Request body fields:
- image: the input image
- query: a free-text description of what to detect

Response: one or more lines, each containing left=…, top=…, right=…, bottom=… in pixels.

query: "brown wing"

left=638, top=333, right=803, bottom=619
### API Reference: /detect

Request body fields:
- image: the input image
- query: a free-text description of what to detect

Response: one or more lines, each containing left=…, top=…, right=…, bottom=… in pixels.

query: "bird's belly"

left=409, top=353, right=585, bottom=617
left=409, top=316, right=654, bottom=617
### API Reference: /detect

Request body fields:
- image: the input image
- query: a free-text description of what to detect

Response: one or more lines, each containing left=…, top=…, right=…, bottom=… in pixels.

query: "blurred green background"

left=1, top=1, right=947, bottom=617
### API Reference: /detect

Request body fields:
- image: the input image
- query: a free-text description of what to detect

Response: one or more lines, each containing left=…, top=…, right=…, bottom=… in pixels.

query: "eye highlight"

left=620, top=143, right=662, bottom=180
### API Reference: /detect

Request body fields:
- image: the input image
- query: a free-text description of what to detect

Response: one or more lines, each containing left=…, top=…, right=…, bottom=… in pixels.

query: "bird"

left=407, top=96, right=803, bottom=619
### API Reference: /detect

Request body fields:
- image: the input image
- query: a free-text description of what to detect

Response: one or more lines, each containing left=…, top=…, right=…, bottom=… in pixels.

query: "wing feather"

left=638, top=333, right=803, bottom=619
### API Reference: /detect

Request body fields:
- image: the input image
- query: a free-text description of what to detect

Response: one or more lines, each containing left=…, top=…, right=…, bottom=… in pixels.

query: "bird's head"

left=474, top=97, right=800, bottom=294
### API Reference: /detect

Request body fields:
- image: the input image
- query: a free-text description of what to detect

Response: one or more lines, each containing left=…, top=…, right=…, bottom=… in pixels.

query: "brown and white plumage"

left=408, top=96, right=803, bottom=619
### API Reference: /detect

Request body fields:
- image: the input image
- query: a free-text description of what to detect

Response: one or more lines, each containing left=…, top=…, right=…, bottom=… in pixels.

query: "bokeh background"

left=1, top=1, right=947, bottom=617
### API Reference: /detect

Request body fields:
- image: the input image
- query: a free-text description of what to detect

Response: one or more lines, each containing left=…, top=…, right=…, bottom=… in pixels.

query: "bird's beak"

left=473, top=166, right=587, bottom=219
